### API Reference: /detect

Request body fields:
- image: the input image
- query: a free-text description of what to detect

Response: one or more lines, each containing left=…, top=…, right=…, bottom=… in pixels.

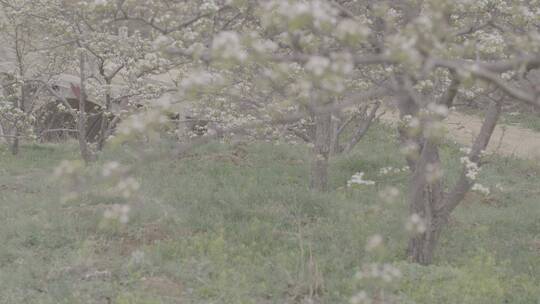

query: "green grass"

left=500, top=111, right=540, bottom=132
left=1, top=126, right=539, bottom=303
left=460, top=105, right=540, bottom=132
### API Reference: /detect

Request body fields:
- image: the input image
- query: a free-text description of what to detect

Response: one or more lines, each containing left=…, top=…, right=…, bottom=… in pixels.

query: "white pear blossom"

left=305, top=55, right=330, bottom=77
left=212, top=31, right=247, bottom=62
left=406, top=213, right=427, bottom=233
left=460, top=156, right=480, bottom=180
left=427, top=103, right=449, bottom=118
left=475, top=31, right=505, bottom=55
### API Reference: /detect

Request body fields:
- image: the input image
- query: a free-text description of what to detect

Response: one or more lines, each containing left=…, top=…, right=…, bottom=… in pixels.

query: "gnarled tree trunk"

left=10, top=82, right=28, bottom=156
left=96, top=80, right=111, bottom=151
left=310, top=112, right=332, bottom=192
left=406, top=140, right=444, bottom=264
left=405, top=101, right=501, bottom=264
left=77, top=53, right=93, bottom=163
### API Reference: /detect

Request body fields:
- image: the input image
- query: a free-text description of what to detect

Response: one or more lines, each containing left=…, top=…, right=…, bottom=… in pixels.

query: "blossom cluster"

left=427, top=103, right=450, bottom=118
left=405, top=213, right=427, bottom=234
left=460, top=156, right=480, bottom=180
left=212, top=31, right=247, bottom=63
left=475, top=31, right=506, bottom=55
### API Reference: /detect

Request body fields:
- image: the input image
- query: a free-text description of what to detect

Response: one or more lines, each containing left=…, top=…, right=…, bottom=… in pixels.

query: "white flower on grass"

left=379, top=166, right=408, bottom=175
left=347, top=172, right=375, bottom=187
left=472, top=183, right=490, bottom=196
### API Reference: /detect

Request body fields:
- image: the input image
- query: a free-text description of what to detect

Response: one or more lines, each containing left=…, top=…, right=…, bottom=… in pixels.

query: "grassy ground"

left=500, top=111, right=540, bottom=132
left=460, top=105, right=540, bottom=132
left=1, top=125, right=539, bottom=303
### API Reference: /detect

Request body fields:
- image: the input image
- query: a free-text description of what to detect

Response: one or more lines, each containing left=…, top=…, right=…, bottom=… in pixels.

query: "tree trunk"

left=406, top=101, right=502, bottom=264
left=406, top=140, right=444, bottom=265
left=10, top=134, right=19, bottom=155
left=330, top=115, right=341, bottom=155
left=10, top=82, right=27, bottom=156
left=96, top=79, right=111, bottom=151
left=78, top=53, right=92, bottom=163
left=342, top=102, right=380, bottom=154
left=310, top=112, right=332, bottom=192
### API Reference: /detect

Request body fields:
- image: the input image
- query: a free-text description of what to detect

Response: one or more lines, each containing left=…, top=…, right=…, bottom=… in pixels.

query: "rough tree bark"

left=406, top=139, right=444, bottom=264
left=342, top=102, right=381, bottom=154
left=406, top=101, right=501, bottom=264
left=96, top=79, right=111, bottom=151
left=310, top=112, right=332, bottom=192
left=96, top=63, right=123, bottom=151
left=330, top=114, right=341, bottom=155
left=77, top=53, right=93, bottom=163
left=10, top=84, right=25, bottom=155
left=11, top=91, right=22, bottom=155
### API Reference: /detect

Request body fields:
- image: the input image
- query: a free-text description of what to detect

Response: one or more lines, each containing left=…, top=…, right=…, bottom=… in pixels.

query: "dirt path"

left=381, top=109, right=540, bottom=160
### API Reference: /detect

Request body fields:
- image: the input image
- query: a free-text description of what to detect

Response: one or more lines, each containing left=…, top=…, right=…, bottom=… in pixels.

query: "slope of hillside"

left=0, top=126, right=539, bottom=303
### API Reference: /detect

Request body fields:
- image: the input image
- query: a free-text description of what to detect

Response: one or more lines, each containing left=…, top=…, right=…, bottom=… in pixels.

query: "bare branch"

left=342, top=101, right=381, bottom=153
left=434, top=58, right=540, bottom=107
left=437, top=100, right=502, bottom=216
